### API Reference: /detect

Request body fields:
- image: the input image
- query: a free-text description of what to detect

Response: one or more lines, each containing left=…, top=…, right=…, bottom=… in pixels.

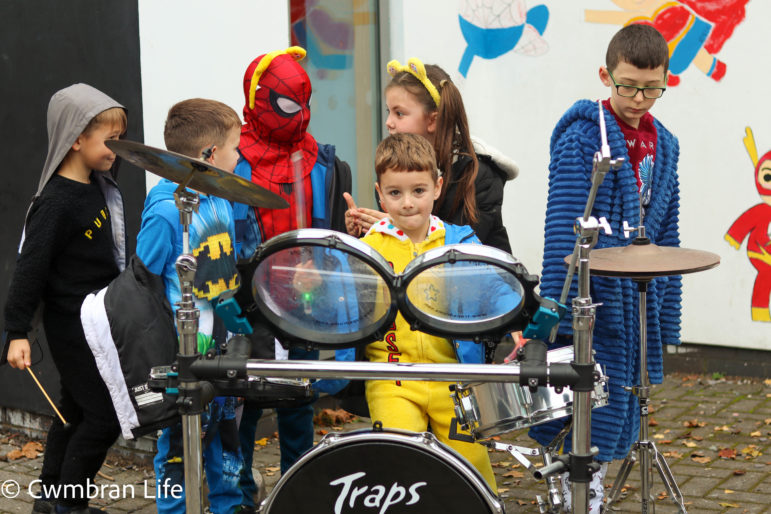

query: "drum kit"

left=106, top=101, right=720, bottom=514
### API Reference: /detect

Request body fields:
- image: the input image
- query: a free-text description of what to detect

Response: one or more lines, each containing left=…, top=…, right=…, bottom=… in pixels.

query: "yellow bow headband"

left=248, top=46, right=306, bottom=110
left=387, top=57, right=440, bottom=107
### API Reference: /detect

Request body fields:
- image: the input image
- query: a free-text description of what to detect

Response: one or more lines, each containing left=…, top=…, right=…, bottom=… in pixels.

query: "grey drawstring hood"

left=21, top=83, right=128, bottom=269
left=37, top=83, right=125, bottom=195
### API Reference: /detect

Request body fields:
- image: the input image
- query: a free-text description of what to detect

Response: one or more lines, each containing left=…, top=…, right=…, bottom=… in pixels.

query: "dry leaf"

left=265, top=466, right=279, bottom=472
left=649, top=418, right=658, bottom=426
left=663, top=451, right=683, bottom=458
left=724, top=489, right=735, bottom=494
left=6, top=449, right=24, bottom=461
left=657, top=491, right=668, bottom=500
left=497, top=488, right=509, bottom=493
left=733, top=469, right=746, bottom=476
left=653, top=433, right=665, bottom=439
left=718, top=448, right=737, bottom=459
left=313, top=408, right=356, bottom=427
left=750, top=431, right=762, bottom=437
left=503, top=470, right=525, bottom=478
left=254, top=438, right=269, bottom=447
left=741, top=445, right=762, bottom=458
left=719, top=502, right=739, bottom=508
left=763, top=378, right=771, bottom=386
left=683, top=419, right=706, bottom=428
left=714, top=425, right=731, bottom=432
left=683, top=441, right=698, bottom=448
left=661, top=439, right=673, bottom=444
left=691, top=456, right=711, bottom=464
left=316, top=429, right=328, bottom=436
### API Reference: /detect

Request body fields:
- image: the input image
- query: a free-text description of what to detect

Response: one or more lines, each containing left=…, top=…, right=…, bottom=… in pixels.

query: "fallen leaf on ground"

left=719, top=502, right=739, bottom=508
left=6, top=449, right=24, bottom=460
left=684, top=419, right=706, bottom=428
left=733, top=469, right=746, bottom=476
left=750, top=431, right=762, bottom=437
left=254, top=438, right=269, bottom=447
left=741, top=445, right=762, bottom=458
left=724, top=489, right=735, bottom=494
left=503, top=470, right=524, bottom=478
left=313, top=408, right=356, bottom=427
left=718, top=448, right=737, bottom=459
left=683, top=441, right=698, bottom=448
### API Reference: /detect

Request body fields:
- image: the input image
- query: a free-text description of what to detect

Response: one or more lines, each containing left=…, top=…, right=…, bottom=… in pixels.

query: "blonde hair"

left=83, top=107, right=127, bottom=136
left=164, top=98, right=241, bottom=158
left=375, top=133, right=438, bottom=182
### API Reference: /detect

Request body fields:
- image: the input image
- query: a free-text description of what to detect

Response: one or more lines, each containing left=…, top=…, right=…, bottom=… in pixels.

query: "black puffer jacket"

left=436, top=138, right=518, bottom=254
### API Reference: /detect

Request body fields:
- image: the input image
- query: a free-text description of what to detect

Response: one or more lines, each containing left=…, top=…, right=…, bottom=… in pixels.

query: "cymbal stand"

left=174, top=185, right=207, bottom=514
left=539, top=100, right=622, bottom=514
left=605, top=228, right=688, bottom=514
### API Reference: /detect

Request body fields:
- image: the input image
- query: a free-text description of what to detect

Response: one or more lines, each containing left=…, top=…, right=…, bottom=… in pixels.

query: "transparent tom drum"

left=249, top=229, right=398, bottom=349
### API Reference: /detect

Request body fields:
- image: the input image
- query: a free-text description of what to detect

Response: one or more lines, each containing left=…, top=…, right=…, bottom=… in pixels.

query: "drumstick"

left=26, top=367, right=69, bottom=427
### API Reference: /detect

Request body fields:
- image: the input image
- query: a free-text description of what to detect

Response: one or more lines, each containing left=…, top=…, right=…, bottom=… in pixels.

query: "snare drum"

left=453, top=347, right=609, bottom=440
left=259, top=428, right=503, bottom=513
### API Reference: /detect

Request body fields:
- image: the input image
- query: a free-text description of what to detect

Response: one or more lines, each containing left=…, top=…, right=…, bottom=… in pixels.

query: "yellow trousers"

left=366, top=378, right=497, bottom=493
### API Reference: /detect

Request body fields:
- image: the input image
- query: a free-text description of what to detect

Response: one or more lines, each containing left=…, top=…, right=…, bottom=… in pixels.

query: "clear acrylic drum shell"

left=399, top=244, right=540, bottom=340
left=259, top=428, right=504, bottom=513
left=249, top=229, right=398, bottom=349
left=454, top=346, right=609, bottom=439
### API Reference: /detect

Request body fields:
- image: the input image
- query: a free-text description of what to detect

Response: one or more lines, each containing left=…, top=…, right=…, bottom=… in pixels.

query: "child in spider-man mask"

left=231, top=46, right=353, bottom=512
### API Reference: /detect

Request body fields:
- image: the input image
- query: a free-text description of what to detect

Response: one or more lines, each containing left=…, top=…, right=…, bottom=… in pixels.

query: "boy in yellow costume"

left=360, top=133, right=496, bottom=491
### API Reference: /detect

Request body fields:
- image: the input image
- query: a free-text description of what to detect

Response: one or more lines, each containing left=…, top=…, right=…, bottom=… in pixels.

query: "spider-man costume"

left=725, top=150, right=771, bottom=321
left=231, top=47, right=352, bottom=510
left=239, top=49, right=317, bottom=236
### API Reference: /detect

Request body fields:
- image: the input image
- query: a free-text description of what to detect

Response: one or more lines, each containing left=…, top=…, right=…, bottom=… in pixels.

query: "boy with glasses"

left=530, top=24, right=681, bottom=512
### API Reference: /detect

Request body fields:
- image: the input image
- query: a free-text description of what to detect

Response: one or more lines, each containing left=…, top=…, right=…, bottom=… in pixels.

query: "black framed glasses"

left=607, top=69, right=666, bottom=99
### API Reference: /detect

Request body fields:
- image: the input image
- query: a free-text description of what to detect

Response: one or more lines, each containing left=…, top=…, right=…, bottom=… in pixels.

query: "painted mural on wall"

left=457, top=0, right=549, bottom=78
left=291, top=0, right=354, bottom=74
left=724, top=127, right=771, bottom=323
left=585, top=0, right=750, bottom=86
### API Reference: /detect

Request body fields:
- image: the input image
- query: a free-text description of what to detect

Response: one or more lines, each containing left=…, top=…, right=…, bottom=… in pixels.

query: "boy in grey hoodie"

left=3, top=83, right=128, bottom=514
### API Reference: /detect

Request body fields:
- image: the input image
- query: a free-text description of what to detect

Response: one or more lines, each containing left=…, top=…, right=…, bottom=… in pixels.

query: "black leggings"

left=40, top=309, right=120, bottom=507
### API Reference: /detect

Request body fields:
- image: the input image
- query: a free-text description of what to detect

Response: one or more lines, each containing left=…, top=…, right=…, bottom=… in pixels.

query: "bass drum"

left=248, top=229, right=398, bottom=349
left=259, top=428, right=504, bottom=513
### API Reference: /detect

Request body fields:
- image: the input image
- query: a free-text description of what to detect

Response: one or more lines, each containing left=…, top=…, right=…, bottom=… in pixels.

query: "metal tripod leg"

left=650, top=440, right=687, bottom=512
left=605, top=278, right=687, bottom=514
left=606, top=440, right=687, bottom=513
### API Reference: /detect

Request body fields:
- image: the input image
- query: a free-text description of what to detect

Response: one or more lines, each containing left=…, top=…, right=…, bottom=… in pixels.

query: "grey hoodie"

left=22, top=83, right=128, bottom=269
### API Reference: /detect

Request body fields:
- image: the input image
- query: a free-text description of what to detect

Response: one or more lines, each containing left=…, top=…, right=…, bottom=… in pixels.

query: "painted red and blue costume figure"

left=725, top=129, right=771, bottom=322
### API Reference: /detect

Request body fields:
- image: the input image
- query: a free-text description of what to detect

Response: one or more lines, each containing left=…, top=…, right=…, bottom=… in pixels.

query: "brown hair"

left=375, top=133, right=438, bottom=182
left=385, top=64, right=478, bottom=224
left=164, top=98, right=241, bottom=158
left=83, top=107, right=127, bottom=136
left=606, top=24, right=670, bottom=73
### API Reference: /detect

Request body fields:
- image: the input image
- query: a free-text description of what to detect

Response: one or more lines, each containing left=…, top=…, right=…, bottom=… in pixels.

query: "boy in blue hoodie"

left=135, top=98, right=243, bottom=514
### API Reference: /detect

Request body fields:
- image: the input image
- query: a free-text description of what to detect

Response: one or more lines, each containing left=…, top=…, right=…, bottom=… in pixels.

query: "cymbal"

left=565, top=240, right=720, bottom=278
left=106, top=140, right=289, bottom=209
